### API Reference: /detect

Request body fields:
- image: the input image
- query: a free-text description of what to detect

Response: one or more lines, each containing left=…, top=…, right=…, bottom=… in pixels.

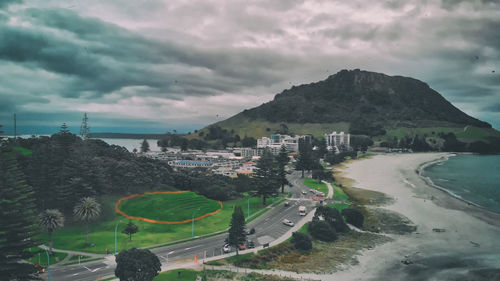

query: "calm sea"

left=423, top=154, right=500, bottom=213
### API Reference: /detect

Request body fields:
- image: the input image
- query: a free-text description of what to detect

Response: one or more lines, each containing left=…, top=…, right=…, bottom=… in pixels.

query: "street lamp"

left=191, top=208, right=200, bottom=238
left=115, top=221, right=121, bottom=255
left=44, top=249, right=51, bottom=281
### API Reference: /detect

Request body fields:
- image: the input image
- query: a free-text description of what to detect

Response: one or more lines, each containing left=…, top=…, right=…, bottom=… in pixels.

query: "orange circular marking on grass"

left=115, top=191, right=223, bottom=224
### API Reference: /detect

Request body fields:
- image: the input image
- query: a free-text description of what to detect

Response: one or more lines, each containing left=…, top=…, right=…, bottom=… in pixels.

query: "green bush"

left=291, top=231, right=312, bottom=250
left=308, top=221, right=337, bottom=242
left=342, top=208, right=364, bottom=228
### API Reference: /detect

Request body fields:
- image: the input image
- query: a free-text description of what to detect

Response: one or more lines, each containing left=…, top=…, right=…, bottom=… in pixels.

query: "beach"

left=333, top=153, right=500, bottom=281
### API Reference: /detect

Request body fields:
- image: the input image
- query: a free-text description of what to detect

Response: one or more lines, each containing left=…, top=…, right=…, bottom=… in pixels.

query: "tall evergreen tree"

left=0, top=148, right=39, bottom=280
left=227, top=206, right=246, bottom=255
left=141, top=139, right=150, bottom=153
left=254, top=148, right=279, bottom=205
left=296, top=138, right=312, bottom=178
left=39, top=209, right=65, bottom=254
left=276, top=145, right=290, bottom=193
left=73, top=197, right=101, bottom=246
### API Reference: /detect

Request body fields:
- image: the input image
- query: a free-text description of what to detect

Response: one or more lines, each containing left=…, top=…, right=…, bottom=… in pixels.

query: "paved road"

left=49, top=173, right=316, bottom=281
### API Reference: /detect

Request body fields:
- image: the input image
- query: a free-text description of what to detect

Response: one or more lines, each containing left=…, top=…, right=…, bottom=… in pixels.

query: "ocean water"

left=423, top=154, right=500, bottom=213
left=98, top=138, right=161, bottom=152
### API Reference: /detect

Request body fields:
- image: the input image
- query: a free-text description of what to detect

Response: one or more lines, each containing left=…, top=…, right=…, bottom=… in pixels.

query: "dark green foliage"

left=241, top=136, right=257, bottom=147
left=324, top=150, right=357, bottom=165
left=141, top=139, right=150, bottom=153
left=228, top=206, right=246, bottom=254
left=295, top=138, right=312, bottom=178
left=350, top=135, right=374, bottom=152
left=254, top=149, right=279, bottom=205
left=341, top=208, right=364, bottom=228
left=17, top=135, right=174, bottom=212
left=439, top=133, right=466, bottom=152
left=115, top=248, right=161, bottom=281
left=276, top=145, right=289, bottom=193
left=238, top=69, right=490, bottom=128
left=410, top=135, right=432, bottom=152
left=0, top=148, right=39, bottom=280
left=314, top=206, right=349, bottom=233
left=312, top=168, right=333, bottom=183
left=122, top=220, right=139, bottom=241
left=291, top=232, right=312, bottom=250
left=308, top=220, right=337, bottom=242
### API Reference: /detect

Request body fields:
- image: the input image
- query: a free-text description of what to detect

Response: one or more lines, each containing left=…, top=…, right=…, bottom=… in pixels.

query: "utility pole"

left=79, top=113, right=90, bottom=139
left=13, top=113, right=17, bottom=140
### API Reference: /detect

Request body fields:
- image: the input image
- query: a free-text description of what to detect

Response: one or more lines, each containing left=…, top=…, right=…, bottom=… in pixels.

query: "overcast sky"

left=1, top=0, right=499, bottom=134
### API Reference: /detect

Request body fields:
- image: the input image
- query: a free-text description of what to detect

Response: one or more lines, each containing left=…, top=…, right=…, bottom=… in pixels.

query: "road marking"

left=72, top=273, right=79, bottom=276
left=83, top=266, right=102, bottom=272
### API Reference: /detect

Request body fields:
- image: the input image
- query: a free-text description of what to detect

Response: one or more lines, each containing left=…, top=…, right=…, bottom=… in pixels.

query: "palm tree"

left=73, top=197, right=101, bottom=246
left=39, top=209, right=65, bottom=254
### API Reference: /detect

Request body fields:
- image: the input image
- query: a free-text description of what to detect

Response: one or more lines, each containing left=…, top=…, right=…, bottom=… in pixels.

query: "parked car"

left=247, top=240, right=256, bottom=249
left=301, top=190, right=307, bottom=195
left=239, top=244, right=246, bottom=250
left=284, top=201, right=290, bottom=207
left=246, top=228, right=256, bottom=235
left=223, top=244, right=231, bottom=253
left=283, top=219, right=295, bottom=227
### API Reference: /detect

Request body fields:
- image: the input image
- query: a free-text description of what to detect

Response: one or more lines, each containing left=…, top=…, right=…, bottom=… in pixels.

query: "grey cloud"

left=0, top=0, right=22, bottom=9
left=483, top=104, right=500, bottom=112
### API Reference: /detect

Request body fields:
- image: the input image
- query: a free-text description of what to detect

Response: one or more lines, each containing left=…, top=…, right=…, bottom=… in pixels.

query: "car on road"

left=301, top=190, right=307, bottom=195
left=283, top=219, right=295, bottom=227
left=284, top=201, right=290, bottom=207
left=223, top=244, right=231, bottom=253
left=239, top=244, right=246, bottom=250
left=247, top=240, right=255, bottom=249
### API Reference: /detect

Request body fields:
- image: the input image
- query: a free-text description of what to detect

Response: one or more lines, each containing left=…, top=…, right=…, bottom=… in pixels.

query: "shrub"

left=291, top=232, right=312, bottom=250
left=342, top=208, right=364, bottom=228
left=308, top=221, right=337, bottom=242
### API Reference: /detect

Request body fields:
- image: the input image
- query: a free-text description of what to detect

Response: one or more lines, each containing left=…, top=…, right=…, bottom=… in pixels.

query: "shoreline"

left=335, top=153, right=500, bottom=280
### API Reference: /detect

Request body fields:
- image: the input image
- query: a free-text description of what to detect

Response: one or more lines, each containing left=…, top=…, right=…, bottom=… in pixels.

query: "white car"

left=223, top=244, right=231, bottom=253
left=301, top=190, right=307, bottom=195
left=283, top=219, right=295, bottom=227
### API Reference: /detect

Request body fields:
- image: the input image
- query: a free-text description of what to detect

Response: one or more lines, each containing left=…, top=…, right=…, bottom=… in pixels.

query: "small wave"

left=437, top=178, right=450, bottom=182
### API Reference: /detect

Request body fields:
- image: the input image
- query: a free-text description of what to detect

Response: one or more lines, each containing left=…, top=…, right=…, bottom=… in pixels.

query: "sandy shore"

left=331, top=153, right=500, bottom=281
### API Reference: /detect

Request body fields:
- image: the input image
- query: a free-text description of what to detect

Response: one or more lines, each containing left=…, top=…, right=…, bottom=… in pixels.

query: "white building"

left=256, top=134, right=310, bottom=154
left=324, top=131, right=350, bottom=151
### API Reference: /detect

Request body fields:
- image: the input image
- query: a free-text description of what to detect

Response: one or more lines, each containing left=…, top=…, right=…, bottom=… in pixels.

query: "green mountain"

left=196, top=69, right=499, bottom=144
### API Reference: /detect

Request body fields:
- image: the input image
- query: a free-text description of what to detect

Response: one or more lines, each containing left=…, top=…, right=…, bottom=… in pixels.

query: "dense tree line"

left=10, top=126, right=174, bottom=215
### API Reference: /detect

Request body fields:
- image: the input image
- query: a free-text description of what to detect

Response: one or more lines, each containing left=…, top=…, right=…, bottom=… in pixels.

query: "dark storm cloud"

left=0, top=0, right=22, bottom=9
left=0, top=8, right=295, bottom=101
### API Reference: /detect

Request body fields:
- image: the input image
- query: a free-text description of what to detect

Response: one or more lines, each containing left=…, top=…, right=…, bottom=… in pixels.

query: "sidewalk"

left=322, top=180, right=334, bottom=199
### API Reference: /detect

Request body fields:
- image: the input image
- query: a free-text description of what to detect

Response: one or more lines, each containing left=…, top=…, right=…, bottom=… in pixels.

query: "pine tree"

left=0, top=148, right=39, bottom=280
left=276, top=145, right=290, bottom=193
left=296, top=138, right=312, bottom=178
left=141, top=139, right=150, bottom=153
left=122, top=220, right=139, bottom=241
left=254, top=148, right=279, bottom=205
left=227, top=206, right=246, bottom=255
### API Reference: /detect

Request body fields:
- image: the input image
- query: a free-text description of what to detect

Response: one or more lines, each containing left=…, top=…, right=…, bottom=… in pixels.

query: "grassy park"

left=28, top=247, right=67, bottom=266
left=303, top=178, right=329, bottom=196
left=41, top=192, right=269, bottom=254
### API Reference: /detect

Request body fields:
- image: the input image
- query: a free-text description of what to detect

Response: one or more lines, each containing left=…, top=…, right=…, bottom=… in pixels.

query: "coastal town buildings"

left=324, top=131, right=350, bottom=151
left=257, top=134, right=311, bottom=154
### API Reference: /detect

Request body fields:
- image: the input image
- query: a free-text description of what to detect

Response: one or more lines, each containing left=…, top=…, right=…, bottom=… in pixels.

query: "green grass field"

left=12, top=146, right=32, bottom=155
left=28, top=247, right=67, bottom=266
left=385, top=126, right=500, bottom=142
left=303, top=178, right=329, bottom=196
left=154, top=268, right=199, bottom=281
left=332, top=185, right=349, bottom=202
left=42, top=194, right=267, bottom=254
left=118, top=192, right=221, bottom=222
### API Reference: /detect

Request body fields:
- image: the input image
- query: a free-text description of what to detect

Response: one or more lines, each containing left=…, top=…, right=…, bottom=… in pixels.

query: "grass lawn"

left=12, top=146, right=32, bottom=155
left=118, top=192, right=221, bottom=222
left=332, top=184, right=349, bottom=202
left=28, top=247, right=67, bottom=266
left=154, top=268, right=200, bottom=281
left=42, top=194, right=267, bottom=254
left=303, top=178, right=329, bottom=196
